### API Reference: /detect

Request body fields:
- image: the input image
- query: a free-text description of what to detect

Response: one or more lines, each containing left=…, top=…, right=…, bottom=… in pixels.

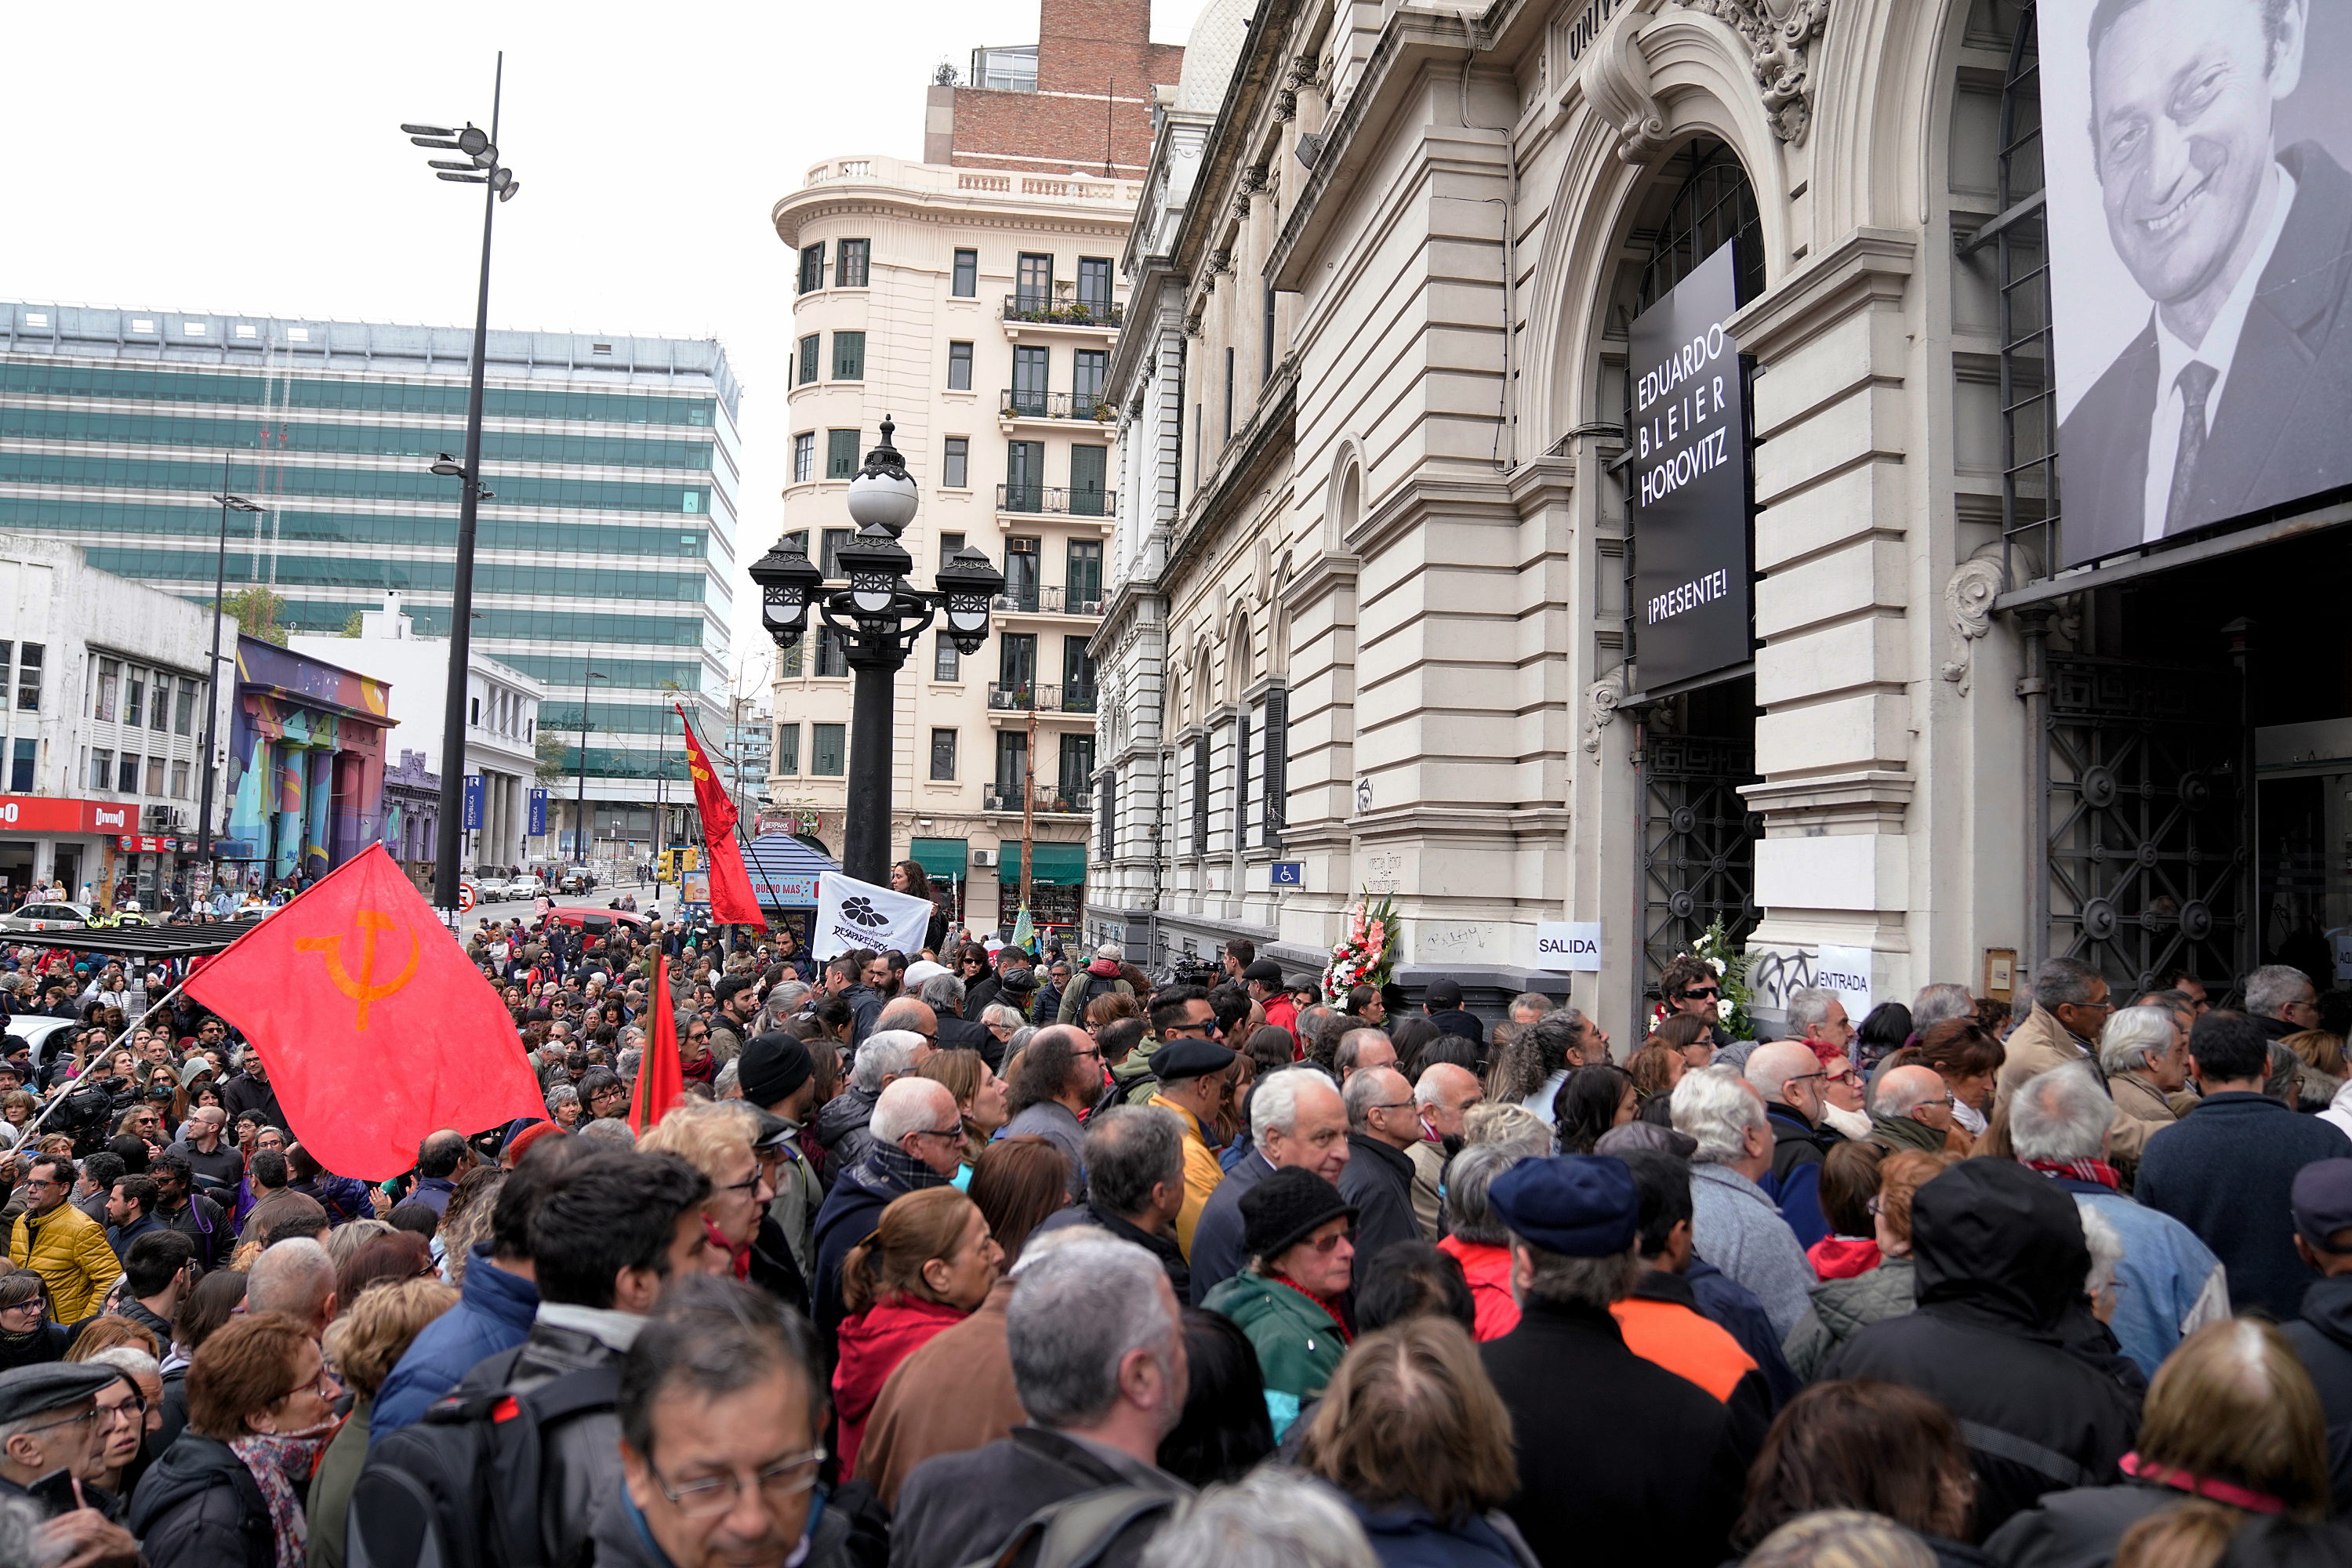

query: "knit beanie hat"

left=737, top=1032, right=814, bottom=1108
left=1240, top=1167, right=1357, bottom=1264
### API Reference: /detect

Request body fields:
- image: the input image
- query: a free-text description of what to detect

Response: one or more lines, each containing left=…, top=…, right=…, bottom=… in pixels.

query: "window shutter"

left=1234, top=713, right=1250, bottom=850
left=1262, top=686, right=1287, bottom=854
left=1191, top=736, right=1210, bottom=856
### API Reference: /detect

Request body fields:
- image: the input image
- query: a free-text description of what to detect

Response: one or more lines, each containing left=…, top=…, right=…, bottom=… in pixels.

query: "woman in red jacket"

left=831, top=1186, right=1002, bottom=1479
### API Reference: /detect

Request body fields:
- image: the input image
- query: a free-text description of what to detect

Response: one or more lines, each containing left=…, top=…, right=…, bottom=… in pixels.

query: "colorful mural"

left=220, top=637, right=394, bottom=882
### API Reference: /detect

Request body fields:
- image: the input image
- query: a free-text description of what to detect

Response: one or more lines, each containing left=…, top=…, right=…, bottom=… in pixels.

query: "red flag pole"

left=632, top=951, right=684, bottom=1135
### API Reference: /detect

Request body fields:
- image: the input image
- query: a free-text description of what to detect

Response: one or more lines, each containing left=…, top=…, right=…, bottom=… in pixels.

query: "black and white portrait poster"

left=2045, top=0, right=2352, bottom=567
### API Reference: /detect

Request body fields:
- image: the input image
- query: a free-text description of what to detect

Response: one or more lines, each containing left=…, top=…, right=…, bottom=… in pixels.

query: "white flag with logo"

left=811, top=870, right=933, bottom=960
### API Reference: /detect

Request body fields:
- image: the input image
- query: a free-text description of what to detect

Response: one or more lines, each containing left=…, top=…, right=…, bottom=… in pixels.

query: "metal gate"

left=2045, top=654, right=2248, bottom=993
left=1641, top=731, right=1762, bottom=1000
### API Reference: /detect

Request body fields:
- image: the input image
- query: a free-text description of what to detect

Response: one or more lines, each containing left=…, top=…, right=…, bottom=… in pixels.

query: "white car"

left=511, top=875, right=547, bottom=898
left=8, top=1016, right=85, bottom=1079
left=0, top=900, right=94, bottom=934
left=477, top=877, right=514, bottom=902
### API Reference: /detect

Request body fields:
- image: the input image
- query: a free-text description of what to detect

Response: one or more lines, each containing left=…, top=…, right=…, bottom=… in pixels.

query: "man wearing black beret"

left=1479, top=1155, right=1749, bottom=1568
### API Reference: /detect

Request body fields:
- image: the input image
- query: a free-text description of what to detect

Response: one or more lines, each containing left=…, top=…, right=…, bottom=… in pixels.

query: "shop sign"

left=116, top=835, right=181, bottom=853
left=2042, top=0, right=2352, bottom=564
left=1628, top=244, right=1751, bottom=690
left=0, top=796, right=133, bottom=833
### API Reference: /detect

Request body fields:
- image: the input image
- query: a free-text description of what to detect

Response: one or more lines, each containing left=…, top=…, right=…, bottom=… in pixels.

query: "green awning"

left=909, top=837, right=969, bottom=881
left=998, top=842, right=1088, bottom=885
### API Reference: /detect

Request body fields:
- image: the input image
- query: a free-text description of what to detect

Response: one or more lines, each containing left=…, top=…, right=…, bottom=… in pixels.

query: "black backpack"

left=346, top=1350, right=619, bottom=1568
left=953, top=1486, right=1178, bottom=1568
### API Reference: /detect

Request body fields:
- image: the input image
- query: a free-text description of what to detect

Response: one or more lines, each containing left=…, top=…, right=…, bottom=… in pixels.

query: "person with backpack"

left=1055, top=945, right=1133, bottom=1026
left=889, top=1236, right=1192, bottom=1568
left=345, top=1149, right=715, bottom=1568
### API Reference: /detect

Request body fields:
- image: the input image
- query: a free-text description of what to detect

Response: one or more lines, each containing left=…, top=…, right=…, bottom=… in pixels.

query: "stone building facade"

left=1092, top=0, right=2351, bottom=1032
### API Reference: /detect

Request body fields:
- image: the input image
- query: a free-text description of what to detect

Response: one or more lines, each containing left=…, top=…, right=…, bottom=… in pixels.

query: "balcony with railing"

left=985, top=782, right=1094, bottom=815
left=987, top=681, right=1100, bottom=714
left=997, top=484, right=1114, bottom=517
left=1000, top=388, right=1116, bottom=423
left=1002, top=294, right=1123, bottom=328
left=991, top=584, right=1105, bottom=617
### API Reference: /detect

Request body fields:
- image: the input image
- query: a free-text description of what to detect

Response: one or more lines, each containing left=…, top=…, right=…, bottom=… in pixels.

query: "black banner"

left=1629, top=245, right=1751, bottom=691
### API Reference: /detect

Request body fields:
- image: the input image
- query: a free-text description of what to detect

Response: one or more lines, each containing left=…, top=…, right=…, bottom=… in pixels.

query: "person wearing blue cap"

left=1477, top=1154, right=1748, bottom=1568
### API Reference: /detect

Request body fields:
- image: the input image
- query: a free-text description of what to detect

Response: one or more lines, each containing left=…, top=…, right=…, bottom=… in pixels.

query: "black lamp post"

left=747, top=418, right=1003, bottom=884
left=403, top=53, right=521, bottom=914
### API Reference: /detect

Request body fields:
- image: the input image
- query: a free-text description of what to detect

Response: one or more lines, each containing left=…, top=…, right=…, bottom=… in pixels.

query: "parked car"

left=557, top=866, right=597, bottom=895
left=477, top=877, right=513, bottom=902
left=0, top=900, right=95, bottom=934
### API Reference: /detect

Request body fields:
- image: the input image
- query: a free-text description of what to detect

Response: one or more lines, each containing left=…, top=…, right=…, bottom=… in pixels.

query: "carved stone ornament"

left=1675, top=0, right=1831, bottom=143
left=1183, top=307, right=1203, bottom=338
left=1275, top=89, right=1298, bottom=122
left=1581, top=15, right=1671, bottom=167
left=1581, top=677, right=1625, bottom=755
left=1208, top=246, right=1233, bottom=276
left=1937, top=554, right=2007, bottom=696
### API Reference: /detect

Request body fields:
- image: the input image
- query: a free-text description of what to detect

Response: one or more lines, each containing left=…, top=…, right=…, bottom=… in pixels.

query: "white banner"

left=811, top=871, right=933, bottom=960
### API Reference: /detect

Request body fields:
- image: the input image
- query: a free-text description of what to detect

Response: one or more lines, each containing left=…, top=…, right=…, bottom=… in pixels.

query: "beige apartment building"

left=765, top=4, right=1180, bottom=938
left=1090, top=0, right=2352, bottom=1035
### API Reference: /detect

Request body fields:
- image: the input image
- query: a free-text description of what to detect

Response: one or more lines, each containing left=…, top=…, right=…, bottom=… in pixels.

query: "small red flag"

left=183, top=843, right=546, bottom=1181
left=631, top=952, right=684, bottom=1135
left=676, top=705, right=767, bottom=929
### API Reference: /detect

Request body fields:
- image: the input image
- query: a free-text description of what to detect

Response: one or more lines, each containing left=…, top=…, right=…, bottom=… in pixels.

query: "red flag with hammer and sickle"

left=184, top=842, right=546, bottom=1180
left=677, top=705, right=768, bottom=929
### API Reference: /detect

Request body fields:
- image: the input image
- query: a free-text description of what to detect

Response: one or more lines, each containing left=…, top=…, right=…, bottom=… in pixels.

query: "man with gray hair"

left=874, top=998, right=940, bottom=1061
left=2009, top=1064, right=2227, bottom=1377
left=814, top=1029, right=925, bottom=1172
left=2100, top=1004, right=2196, bottom=1129
left=1911, top=982, right=1976, bottom=1034
left=1742, top=1040, right=1835, bottom=1249
left=1783, top=987, right=1853, bottom=1060
left=1188, top=1068, right=1349, bottom=1306
left=2247, top=962, right=2324, bottom=1044
left=1332, top=1028, right=1396, bottom=1081
left=246, top=1235, right=337, bottom=1336
left=1409, top=1062, right=1484, bottom=1240
left=1338, top=1066, right=1421, bottom=1262
left=922, top=971, right=996, bottom=1057
left=1035, top=1105, right=1190, bottom=1293
left=811, top=1076, right=962, bottom=1339
left=1670, top=1066, right=1815, bottom=1337
left=892, top=1238, right=1191, bottom=1568
left=1996, top=954, right=2156, bottom=1168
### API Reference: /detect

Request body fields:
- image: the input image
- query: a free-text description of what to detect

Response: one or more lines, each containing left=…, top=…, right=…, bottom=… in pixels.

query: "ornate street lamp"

left=747, top=417, right=1004, bottom=882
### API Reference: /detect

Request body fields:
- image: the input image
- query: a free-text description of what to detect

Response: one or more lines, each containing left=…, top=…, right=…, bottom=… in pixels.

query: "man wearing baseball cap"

left=1478, top=1155, right=1748, bottom=1568
left=2282, top=1157, right=2352, bottom=1500
left=1239, top=960, right=1296, bottom=1039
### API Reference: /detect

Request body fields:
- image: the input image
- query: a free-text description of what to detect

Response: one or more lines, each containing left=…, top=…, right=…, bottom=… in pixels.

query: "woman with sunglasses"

left=1202, top=1167, right=1359, bottom=1440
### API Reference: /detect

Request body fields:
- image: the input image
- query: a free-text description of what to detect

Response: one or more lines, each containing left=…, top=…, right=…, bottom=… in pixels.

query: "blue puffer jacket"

left=1343, top=1494, right=1537, bottom=1568
left=366, top=1241, right=539, bottom=1440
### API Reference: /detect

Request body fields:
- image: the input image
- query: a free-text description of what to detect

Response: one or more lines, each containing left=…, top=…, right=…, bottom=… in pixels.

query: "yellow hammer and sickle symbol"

left=294, top=909, right=422, bottom=1032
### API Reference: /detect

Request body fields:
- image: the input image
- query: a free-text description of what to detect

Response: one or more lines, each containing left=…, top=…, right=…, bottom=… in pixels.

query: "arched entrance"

left=1606, top=138, right=1767, bottom=1011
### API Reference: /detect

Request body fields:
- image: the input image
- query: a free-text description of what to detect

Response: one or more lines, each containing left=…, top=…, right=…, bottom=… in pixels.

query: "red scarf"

left=2122, top=1452, right=2286, bottom=1515
left=704, top=1214, right=749, bottom=1281
left=1270, top=1273, right=1353, bottom=1345
left=2025, top=1156, right=2121, bottom=1190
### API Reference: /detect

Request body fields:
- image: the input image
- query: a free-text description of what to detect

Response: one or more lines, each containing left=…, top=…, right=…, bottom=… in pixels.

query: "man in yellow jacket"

left=1145, top=1035, right=1235, bottom=1258
left=10, top=1152, right=122, bottom=1322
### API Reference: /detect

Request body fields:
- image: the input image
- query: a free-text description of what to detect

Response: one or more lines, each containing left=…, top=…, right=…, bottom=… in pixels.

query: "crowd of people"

left=2, top=871, right=2351, bottom=1568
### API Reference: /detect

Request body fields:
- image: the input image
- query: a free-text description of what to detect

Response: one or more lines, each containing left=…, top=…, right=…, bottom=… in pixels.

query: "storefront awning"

left=998, top=842, right=1087, bottom=885
left=909, top=837, right=969, bottom=881
left=740, top=833, right=841, bottom=909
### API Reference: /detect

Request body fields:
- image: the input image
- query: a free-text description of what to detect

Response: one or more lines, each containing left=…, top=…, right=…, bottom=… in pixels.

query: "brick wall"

left=943, top=0, right=1182, bottom=174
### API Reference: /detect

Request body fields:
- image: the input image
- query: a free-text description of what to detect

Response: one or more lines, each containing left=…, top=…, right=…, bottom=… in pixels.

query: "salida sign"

left=1535, top=921, right=1605, bottom=972
left=1630, top=244, right=1752, bottom=691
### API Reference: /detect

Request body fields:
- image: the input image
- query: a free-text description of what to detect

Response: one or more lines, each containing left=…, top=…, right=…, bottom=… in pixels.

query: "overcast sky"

left=0, top=0, right=1207, bottom=695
